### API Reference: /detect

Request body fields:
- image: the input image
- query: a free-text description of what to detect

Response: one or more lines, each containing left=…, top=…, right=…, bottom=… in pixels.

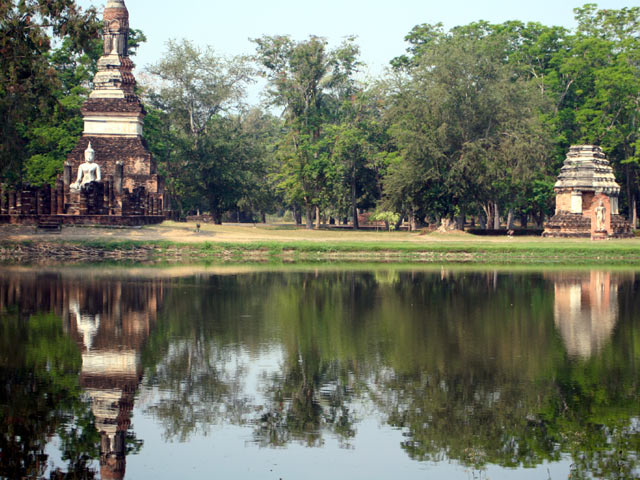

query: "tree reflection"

left=0, top=307, right=99, bottom=479
left=0, top=271, right=162, bottom=479
left=372, top=271, right=639, bottom=477
left=141, top=269, right=639, bottom=478
left=143, top=272, right=377, bottom=446
left=1, top=267, right=638, bottom=479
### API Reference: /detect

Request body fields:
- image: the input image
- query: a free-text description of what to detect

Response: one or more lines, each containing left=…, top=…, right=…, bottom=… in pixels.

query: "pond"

left=0, top=265, right=638, bottom=479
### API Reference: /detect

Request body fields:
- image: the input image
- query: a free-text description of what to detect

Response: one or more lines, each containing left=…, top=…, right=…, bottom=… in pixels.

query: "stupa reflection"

left=65, top=279, right=160, bottom=479
left=550, top=271, right=631, bottom=358
left=0, top=271, right=163, bottom=479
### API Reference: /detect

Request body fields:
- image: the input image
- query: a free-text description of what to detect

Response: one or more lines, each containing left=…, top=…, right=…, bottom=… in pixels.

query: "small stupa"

left=543, top=145, right=632, bottom=238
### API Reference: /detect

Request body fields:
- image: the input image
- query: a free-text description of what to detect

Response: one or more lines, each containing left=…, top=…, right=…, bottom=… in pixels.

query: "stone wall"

left=0, top=179, right=163, bottom=226
left=543, top=213, right=592, bottom=238
left=555, top=192, right=572, bottom=214
left=543, top=212, right=632, bottom=238
left=0, top=185, right=54, bottom=216
left=0, top=214, right=163, bottom=226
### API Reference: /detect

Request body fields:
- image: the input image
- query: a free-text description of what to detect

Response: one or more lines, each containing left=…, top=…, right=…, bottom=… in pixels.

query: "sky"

left=77, top=0, right=638, bottom=98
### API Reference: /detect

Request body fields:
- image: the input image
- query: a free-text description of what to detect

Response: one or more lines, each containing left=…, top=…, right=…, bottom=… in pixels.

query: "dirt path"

left=0, top=221, right=478, bottom=244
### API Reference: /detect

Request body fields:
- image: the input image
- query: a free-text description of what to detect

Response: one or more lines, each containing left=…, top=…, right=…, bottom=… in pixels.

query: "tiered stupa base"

left=543, top=213, right=632, bottom=238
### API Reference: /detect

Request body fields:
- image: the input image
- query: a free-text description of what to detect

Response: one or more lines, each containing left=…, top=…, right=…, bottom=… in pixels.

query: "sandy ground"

left=0, top=220, right=636, bottom=245
left=0, top=221, right=466, bottom=244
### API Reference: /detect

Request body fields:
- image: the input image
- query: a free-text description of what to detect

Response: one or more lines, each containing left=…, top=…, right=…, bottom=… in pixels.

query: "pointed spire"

left=89, top=0, right=133, bottom=99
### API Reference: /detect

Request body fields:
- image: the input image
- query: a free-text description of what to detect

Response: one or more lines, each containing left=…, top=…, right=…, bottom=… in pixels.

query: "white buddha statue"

left=70, top=143, right=101, bottom=191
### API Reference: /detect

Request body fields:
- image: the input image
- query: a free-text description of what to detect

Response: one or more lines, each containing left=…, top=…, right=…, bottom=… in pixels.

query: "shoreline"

left=2, top=237, right=640, bottom=265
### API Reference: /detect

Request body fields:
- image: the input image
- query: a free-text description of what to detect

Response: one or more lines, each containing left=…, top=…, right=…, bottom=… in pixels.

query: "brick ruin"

left=543, top=145, right=632, bottom=239
left=0, top=0, right=164, bottom=227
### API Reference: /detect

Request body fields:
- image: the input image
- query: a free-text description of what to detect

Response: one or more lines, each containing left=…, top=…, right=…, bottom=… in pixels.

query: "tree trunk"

left=520, top=214, right=528, bottom=229
left=631, top=193, right=637, bottom=229
left=351, top=176, right=359, bottom=230
left=626, top=165, right=633, bottom=225
left=493, top=201, right=500, bottom=230
left=506, top=208, right=515, bottom=230
left=261, top=211, right=266, bottom=223
left=478, top=212, right=487, bottom=230
left=211, top=210, right=223, bottom=225
left=305, top=204, right=313, bottom=229
left=293, top=205, right=302, bottom=225
left=315, top=205, right=320, bottom=229
left=455, top=208, right=465, bottom=231
left=482, top=203, right=492, bottom=230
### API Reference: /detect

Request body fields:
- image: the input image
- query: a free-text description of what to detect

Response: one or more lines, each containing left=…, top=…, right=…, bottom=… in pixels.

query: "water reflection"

left=551, top=271, right=631, bottom=358
left=0, top=267, right=638, bottom=479
left=67, top=279, right=159, bottom=479
left=0, top=271, right=162, bottom=478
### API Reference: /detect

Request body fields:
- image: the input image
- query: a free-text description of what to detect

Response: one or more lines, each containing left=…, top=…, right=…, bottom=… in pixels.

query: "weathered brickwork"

left=544, top=145, right=632, bottom=238
left=66, top=136, right=159, bottom=193
left=555, top=193, right=572, bottom=213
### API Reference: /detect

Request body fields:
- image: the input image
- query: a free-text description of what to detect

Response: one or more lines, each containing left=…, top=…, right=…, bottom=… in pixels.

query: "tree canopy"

left=2, top=3, right=640, bottom=228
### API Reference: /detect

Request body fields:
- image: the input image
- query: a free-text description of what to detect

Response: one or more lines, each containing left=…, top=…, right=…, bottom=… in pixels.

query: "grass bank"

left=2, top=234, right=640, bottom=265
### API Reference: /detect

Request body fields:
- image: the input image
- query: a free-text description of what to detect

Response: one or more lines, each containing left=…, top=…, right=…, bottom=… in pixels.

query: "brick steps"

left=37, top=216, right=62, bottom=233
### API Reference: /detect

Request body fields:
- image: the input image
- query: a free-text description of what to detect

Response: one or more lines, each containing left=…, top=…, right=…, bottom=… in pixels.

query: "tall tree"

left=567, top=5, right=640, bottom=226
left=253, top=35, right=360, bottom=228
left=385, top=23, right=553, bottom=228
left=145, top=39, right=254, bottom=222
left=323, top=88, right=389, bottom=228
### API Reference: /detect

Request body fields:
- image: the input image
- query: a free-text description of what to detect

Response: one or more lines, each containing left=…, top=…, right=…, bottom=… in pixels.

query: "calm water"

left=0, top=266, right=638, bottom=479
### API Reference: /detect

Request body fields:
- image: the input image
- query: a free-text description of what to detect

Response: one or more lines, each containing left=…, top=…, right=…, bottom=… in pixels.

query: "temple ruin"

left=0, top=0, right=164, bottom=227
left=543, top=145, right=632, bottom=239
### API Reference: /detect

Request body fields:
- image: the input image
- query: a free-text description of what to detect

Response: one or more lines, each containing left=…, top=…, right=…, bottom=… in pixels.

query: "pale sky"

left=78, top=0, right=638, bottom=97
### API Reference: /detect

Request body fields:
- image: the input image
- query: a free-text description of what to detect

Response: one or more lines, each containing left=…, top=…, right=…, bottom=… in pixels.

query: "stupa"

left=543, top=145, right=632, bottom=238
left=0, top=0, right=164, bottom=226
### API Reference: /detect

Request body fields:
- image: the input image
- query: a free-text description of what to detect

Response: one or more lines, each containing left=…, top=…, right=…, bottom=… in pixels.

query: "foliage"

left=369, top=210, right=401, bottom=230
left=386, top=22, right=553, bottom=227
left=145, top=39, right=270, bottom=222
left=0, top=0, right=100, bottom=185
left=253, top=35, right=364, bottom=228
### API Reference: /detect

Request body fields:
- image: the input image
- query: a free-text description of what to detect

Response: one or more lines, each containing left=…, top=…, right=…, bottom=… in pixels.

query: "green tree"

left=322, top=88, right=389, bottom=228
left=385, top=23, right=552, bottom=228
left=0, top=0, right=100, bottom=185
left=253, top=35, right=361, bottom=228
left=145, top=39, right=255, bottom=222
left=235, top=108, right=283, bottom=222
left=566, top=5, right=640, bottom=226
